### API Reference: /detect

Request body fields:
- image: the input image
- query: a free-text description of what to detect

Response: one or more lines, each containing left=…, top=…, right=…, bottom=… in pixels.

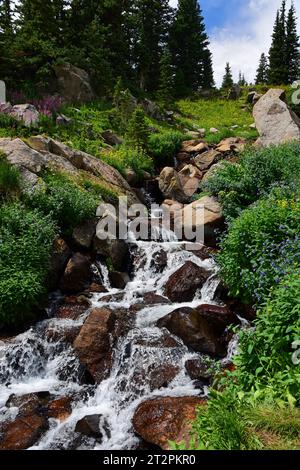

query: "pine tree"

left=126, top=107, right=149, bottom=150
left=170, top=0, right=214, bottom=96
left=222, top=63, right=234, bottom=89
left=12, top=0, right=69, bottom=88
left=128, top=0, right=172, bottom=92
left=286, top=2, right=299, bottom=84
left=255, top=53, right=269, bottom=84
left=157, top=48, right=174, bottom=105
left=268, top=2, right=287, bottom=84
left=238, top=71, right=247, bottom=86
left=0, top=0, right=13, bottom=79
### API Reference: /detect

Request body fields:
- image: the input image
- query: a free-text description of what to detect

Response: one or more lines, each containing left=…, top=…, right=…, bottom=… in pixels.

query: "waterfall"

left=0, top=228, right=229, bottom=450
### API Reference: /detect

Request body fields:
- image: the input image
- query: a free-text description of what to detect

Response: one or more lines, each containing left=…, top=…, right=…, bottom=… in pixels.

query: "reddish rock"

left=75, top=414, right=108, bottom=440
left=73, top=308, right=116, bottom=383
left=47, top=397, right=72, bottom=422
left=157, top=307, right=227, bottom=357
left=56, top=302, right=88, bottom=321
left=5, top=392, right=50, bottom=417
left=60, top=253, right=92, bottom=294
left=195, top=304, right=239, bottom=334
left=0, top=414, right=48, bottom=450
left=47, top=238, right=71, bottom=289
left=164, top=261, right=210, bottom=302
left=132, top=396, right=205, bottom=449
left=88, top=283, right=108, bottom=293
left=185, top=359, right=213, bottom=383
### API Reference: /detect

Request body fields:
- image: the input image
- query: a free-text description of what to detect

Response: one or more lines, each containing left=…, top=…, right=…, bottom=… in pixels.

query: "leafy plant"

left=218, top=189, right=300, bottom=303
left=101, top=146, right=153, bottom=180
left=203, top=142, right=300, bottom=220
left=0, top=154, right=21, bottom=200
left=0, top=203, right=57, bottom=326
left=148, top=130, right=185, bottom=167
left=26, top=171, right=99, bottom=234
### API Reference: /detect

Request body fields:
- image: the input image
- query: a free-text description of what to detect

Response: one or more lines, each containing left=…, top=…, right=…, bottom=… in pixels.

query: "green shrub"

left=148, top=131, right=185, bottom=167
left=234, top=271, right=300, bottom=403
left=0, top=154, right=21, bottom=200
left=218, top=190, right=300, bottom=304
left=0, top=203, right=57, bottom=326
left=191, top=390, right=261, bottom=450
left=101, top=146, right=154, bottom=179
left=203, top=142, right=300, bottom=220
left=26, top=171, right=99, bottom=234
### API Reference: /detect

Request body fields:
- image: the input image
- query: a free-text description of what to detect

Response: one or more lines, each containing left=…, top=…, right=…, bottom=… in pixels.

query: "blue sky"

left=170, top=0, right=300, bottom=85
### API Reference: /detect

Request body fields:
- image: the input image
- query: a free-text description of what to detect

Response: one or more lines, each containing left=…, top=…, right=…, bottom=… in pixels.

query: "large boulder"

left=157, top=304, right=235, bottom=357
left=47, top=238, right=71, bottom=290
left=60, top=253, right=92, bottom=294
left=163, top=261, right=210, bottom=302
left=132, top=396, right=205, bottom=450
left=53, top=63, right=95, bottom=104
left=0, top=103, right=39, bottom=127
left=253, top=88, right=300, bottom=147
left=158, top=166, right=201, bottom=203
left=73, top=308, right=116, bottom=383
left=194, top=149, right=220, bottom=171
left=0, top=414, right=48, bottom=450
left=73, top=219, right=97, bottom=250
left=175, top=196, right=224, bottom=247
left=0, top=136, right=139, bottom=204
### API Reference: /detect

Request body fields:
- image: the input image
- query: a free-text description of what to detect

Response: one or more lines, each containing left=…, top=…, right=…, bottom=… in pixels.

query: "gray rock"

left=254, top=88, right=300, bottom=147
left=53, top=63, right=95, bottom=104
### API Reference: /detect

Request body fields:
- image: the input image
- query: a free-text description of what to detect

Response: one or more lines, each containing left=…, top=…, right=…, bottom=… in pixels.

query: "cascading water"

left=0, top=226, right=234, bottom=450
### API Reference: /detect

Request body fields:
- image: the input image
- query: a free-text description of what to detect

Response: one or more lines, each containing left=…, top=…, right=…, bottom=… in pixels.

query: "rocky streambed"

left=0, top=224, right=249, bottom=450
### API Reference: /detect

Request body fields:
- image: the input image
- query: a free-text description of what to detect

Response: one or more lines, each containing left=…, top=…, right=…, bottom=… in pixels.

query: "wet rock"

left=148, top=364, right=179, bottom=391
left=150, top=250, right=168, bottom=273
left=100, top=292, right=125, bottom=303
left=55, top=297, right=90, bottom=320
left=196, top=304, right=240, bottom=334
left=73, top=219, right=97, bottom=250
left=73, top=308, right=116, bottom=383
left=94, top=238, right=129, bottom=272
left=46, top=324, right=82, bottom=344
left=87, top=282, right=108, bottom=293
left=185, top=359, right=214, bottom=384
left=157, top=307, right=228, bottom=357
left=0, top=414, right=48, bottom=450
left=47, top=397, right=72, bottom=422
left=75, top=414, right=109, bottom=440
left=164, top=261, right=210, bottom=302
left=47, top=238, right=71, bottom=290
left=130, top=293, right=171, bottom=313
left=109, top=271, right=130, bottom=290
left=60, top=253, right=92, bottom=294
left=5, top=392, right=51, bottom=417
left=132, top=396, right=205, bottom=450
left=134, top=330, right=181, bottom=349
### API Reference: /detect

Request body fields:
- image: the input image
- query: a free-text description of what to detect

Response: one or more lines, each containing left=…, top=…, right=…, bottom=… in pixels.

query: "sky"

left=169, top=0, right=300, bottom=86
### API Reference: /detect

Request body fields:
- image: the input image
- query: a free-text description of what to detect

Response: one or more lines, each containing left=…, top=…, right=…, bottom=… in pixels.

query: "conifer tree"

left=222, top=63, right=234, bottom=89
left=157, top=48, right=174, bottom=105
left=268, top=2, right=287, bottom=84
left=286, top=2, right=299, bottom=84
left=126, top=107, right=149, bottom=150
left=128, top=0, right=172, bottom=92
left=0, top=0, right=14, bottom=80
left=170, top=0, right=214, bottom=96
left=238, top=71, right=247, bottom=86
left=255, top=53, right=269, bottom=84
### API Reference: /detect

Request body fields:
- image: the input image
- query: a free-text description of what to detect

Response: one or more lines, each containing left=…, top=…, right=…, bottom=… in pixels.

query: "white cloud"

left=211, top=0, right=300, bottom=85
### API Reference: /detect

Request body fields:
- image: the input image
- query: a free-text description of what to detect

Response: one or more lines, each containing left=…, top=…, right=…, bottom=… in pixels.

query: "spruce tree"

left=238, top=71, right=247, bottom=86
left=255, top=53, right=269, bottom=84
left=126, top=107, right=149, bottom=150
left=170, top=0, right=214, bottom=96
left=0, top=0, right=14, bottom=81
left=268, top=2, right=287, bottom=85
left=222, top=63, right=234, bottom=89
left=286, top=2, right=299, bottom=84
left=157, top=48, right=174, bottom=105
left=128, top=0, right=172, bottom=92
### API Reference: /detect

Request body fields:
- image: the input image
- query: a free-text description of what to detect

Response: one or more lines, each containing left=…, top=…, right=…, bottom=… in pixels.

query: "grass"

left=176, top=97, right=258, bottom=143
